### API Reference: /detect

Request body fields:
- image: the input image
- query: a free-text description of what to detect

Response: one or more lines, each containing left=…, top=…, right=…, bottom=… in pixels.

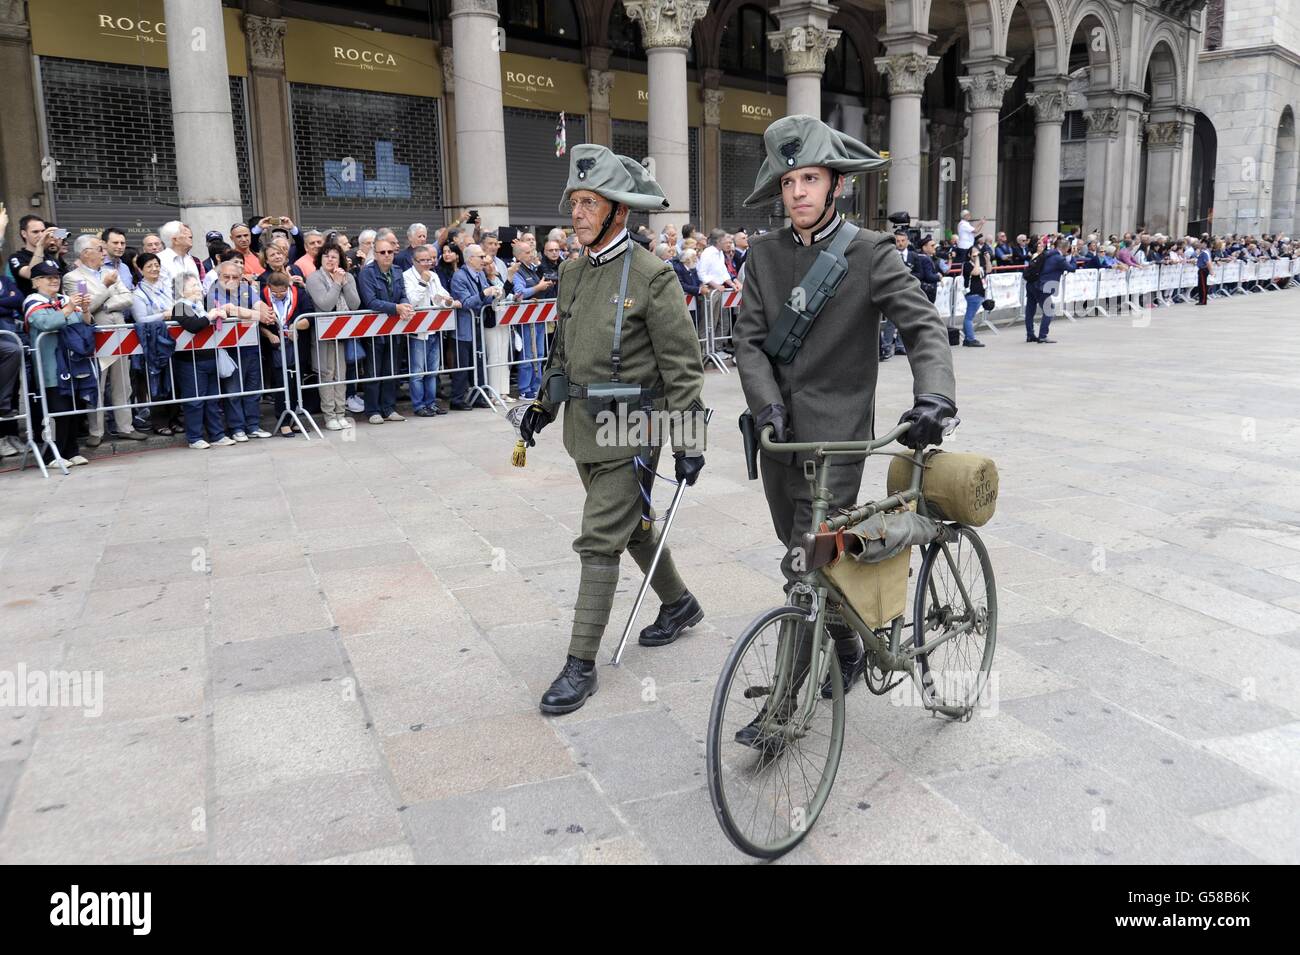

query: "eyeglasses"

left=564, top=197, right=603, bottom=214
left=375, top=250, right=395, bottom=255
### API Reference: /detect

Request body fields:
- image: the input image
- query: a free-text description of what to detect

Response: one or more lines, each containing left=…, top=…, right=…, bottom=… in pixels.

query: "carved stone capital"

left=874, top=53, right=939, bottom=96
left=768, top=25, right=841, bottom=76
left=1144, top=120, right=1185, bottom=148
left=1025, top=90, right=1067, bottom=125
left=245, top=15, right=287, bottom=73
left=1084, top=107, right=1121, bottom=137
left=623, top=0, right=709, bottom=50
left=588, top=68, right=614, bottom=112
left=702, top=87, right=724, bottom=126
left=958, top=71, right=1015, bottom=112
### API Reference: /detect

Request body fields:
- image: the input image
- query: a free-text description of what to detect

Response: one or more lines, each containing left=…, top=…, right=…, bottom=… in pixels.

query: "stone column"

left=875, top=45, right=939, bottom=221
left=1142, top=113, right=1191, bottom=236
left=1025, top=79, right=1068, bottom=235
left=958, top=63, right=1014, bottom=242
left=450, top=0, right=509, bottom=228
left=700, top=76, right=723, bottom=229
left=164, top=0, right=244, bottom=242
left=587, top=48, right=614, bottom=149
left=625, top=0, right=708, bottom=234
left=1081, top=104, right=1117, bottom=235
left=244, top=15, right=297, bottom=221
left=440, top=48, right=460, bottom=212
left=767, top=1, right=840, bottom=119
left=1083, top=92, right=1144, bottom=236
left=0, top=5, right=44, bottom=249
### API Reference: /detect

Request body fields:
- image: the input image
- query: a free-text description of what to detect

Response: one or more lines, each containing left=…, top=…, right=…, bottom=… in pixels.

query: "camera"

left=468, top=210, right=480, bottom=225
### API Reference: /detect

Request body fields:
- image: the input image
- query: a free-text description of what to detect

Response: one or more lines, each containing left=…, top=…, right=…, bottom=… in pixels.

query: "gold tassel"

left=511, top=439, right=528, bottom=468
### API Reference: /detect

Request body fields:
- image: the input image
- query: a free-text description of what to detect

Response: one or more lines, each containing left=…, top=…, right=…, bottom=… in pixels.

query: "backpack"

left=1022, top=253, right=1045, bottom=286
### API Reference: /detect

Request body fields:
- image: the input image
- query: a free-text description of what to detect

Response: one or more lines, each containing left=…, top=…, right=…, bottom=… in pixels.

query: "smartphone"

left=468, top=210, right=480, bottom=224
left=53, top=228, right=70, bottom=240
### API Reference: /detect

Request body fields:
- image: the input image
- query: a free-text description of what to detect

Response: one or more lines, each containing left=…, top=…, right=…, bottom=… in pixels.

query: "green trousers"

left=567, top=448, right=687, bottom=661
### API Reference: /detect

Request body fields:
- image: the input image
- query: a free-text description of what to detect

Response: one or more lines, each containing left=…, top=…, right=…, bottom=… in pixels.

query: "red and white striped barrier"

left=714, top=289, right=742, bottom=309
left=316, top=309, right=455, bottom=340
left=94, top=320, right=260, bottom=358
left=494, top=300, right=557, bottom=325
left=685, top=293, right=696, bottom=313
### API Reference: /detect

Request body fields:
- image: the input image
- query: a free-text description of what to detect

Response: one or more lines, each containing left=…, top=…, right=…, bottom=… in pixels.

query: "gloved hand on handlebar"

left=755, top=402, right=788, bottom=443
left=897, top=393, right=958, bottom=449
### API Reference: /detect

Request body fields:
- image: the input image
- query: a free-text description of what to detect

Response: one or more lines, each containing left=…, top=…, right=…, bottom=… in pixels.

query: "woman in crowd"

left=131, top=251, right=184, bottom=436
left=25, top=262, right=93, bottom=466
left=673, top=248, right=701, bottom=296
left=959, top=243, right=989, bottom=348
left=435, top=243, right=463, bottom=379
left=306, top=242, right=361, bottom=430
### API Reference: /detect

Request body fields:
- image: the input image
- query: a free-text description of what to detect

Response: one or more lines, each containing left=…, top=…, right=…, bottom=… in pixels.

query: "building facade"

left=0, top=0, right=1212, bottom=247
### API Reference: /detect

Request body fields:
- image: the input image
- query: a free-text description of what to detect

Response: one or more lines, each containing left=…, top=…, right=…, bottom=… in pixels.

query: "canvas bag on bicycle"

left=820, top=501, right=936, bottom=630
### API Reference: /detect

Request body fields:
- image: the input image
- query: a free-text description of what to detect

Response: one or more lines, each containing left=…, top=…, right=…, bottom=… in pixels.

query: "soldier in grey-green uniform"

left=519, top=144, right=707, bottom=716
left=733, top=115, right=959, bottom=725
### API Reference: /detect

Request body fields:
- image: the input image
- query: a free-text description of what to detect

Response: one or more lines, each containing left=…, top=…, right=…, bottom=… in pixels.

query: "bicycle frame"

left=755, top=421, right=974, bottom=732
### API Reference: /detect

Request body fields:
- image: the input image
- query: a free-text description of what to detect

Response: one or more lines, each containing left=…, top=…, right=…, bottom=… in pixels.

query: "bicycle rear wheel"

left=706, top=605, right=844, bottom=859
left=912, top=524, right=997, bottom=719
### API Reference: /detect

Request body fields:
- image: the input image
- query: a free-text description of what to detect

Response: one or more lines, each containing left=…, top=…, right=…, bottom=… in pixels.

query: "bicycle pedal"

left=743, top=685, right=770, bottom=699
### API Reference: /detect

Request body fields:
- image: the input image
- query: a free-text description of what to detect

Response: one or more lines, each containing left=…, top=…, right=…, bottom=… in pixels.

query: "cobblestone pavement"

left=2, top=292, right=1298, bottom=863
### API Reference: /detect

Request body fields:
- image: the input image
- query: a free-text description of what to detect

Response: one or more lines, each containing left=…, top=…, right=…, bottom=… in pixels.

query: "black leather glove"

left=674, top=451, right=705, bottom=486
left=898, top=393, right=958, bottom=449
left=520, top=402, right=552, bottom=447
left=754, top=402, right=788, bottom=443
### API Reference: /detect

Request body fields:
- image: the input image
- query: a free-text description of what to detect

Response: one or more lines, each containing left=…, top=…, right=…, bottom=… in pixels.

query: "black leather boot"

left=820, top=631, right=866, bottom=699
left=734, top=705, right=787, bottom=753
left=637, top=591, right=704, bottom=647
left=539, top=655, right=598, bottom=715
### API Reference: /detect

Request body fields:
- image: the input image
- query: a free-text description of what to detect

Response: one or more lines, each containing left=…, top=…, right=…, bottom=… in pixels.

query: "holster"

left=584, top=381, right=646, bottom=417
left=545, top=373, right=569, bottom=405
left=738, top=409, right=759, bottom=480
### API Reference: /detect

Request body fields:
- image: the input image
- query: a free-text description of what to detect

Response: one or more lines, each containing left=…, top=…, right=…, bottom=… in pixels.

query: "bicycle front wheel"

left=706, top=605, right=845, bottom=859
left=913, top=524, right=998, bottom=719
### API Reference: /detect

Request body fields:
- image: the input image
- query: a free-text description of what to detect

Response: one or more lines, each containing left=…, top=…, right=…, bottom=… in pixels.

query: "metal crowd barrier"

left=476, top=298, right=557, bottom=413
left=698, top=288, right=741, bottom=373
left=33, top=314, right=302, bottom=476
left=0, top=328, right=46, bottom=478
left=296, top=306, right=486, bottom=427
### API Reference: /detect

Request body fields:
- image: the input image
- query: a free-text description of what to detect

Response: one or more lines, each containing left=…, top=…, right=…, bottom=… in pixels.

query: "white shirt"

left=957, top=219, right=975, bottom=250
left=697, top=244, right=731, bottom=286
left=159, top=247, right=200, bottom=292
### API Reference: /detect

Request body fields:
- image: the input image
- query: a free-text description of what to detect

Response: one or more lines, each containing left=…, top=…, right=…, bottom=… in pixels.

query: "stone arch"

left=1065, top=1, right=1122, bottom=91
left=1139, top=31, right=1185, bottom=108
left=1002, top=0, right=1067, bottom=76
left=1271, top=105, right=1298, bottom=234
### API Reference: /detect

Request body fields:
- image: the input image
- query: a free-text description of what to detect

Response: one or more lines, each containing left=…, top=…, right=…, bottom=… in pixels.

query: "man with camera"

left=8, top=216, right=69, bottom=296
left=518, top=144, right=706, bottom=716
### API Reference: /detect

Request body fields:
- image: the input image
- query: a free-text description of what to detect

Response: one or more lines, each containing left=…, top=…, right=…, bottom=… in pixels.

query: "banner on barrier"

left=1129, top=267, right=1158, bottom=293
left=316, top=309, right=454, bottom=339
left=1275, top=258, right=1291, bottom=279
left=987, top=272, right=1021, bottom=310
left=1240, top=260, right=1257, bottom=281
left=934, top=277, right=954, bottom=317
left=1099, top=269, right=1128, bottom=298
left=1221, top=261, right=1241, bottom=284
left=1062, top=270, right=1095, bottom=303
left=1158, top=265, right=1181, bottom=291
left=94, top=320, right=260, bottom=358
left=1181, top=264, right=1198, bottom=288
left=495, top=301, right=557, bottom=325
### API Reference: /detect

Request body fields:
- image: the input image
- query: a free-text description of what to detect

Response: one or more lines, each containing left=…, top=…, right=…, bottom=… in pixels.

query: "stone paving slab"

left=2, top=292, right=1299, bottom=863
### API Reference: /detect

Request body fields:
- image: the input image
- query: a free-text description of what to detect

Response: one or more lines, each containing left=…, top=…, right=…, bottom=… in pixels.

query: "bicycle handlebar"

left=758, top=421, right=914, bottom=455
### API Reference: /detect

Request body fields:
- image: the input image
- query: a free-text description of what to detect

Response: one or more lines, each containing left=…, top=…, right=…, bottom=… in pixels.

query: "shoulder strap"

left=760, top=221, right=859, bottom=363
left=607, top=248, right=635, bottom=381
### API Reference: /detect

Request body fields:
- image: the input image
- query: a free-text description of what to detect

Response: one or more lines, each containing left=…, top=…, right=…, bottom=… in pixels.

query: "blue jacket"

left=911, top=253, right=942, bottom=287
left=357, top=261, right=408, bottom=317
left=56, top=320, right=98, bottom=403
left=672, top=259, right=701, bottom=296
left=449, top=266, right=491, bottom=342
left=1037, top=249, right=1078, bottom=291
left=0, top=274, right=23, bottom=338
left=1080, top=252, right=1104, bottom=269
left=993, top=242, right=1014, bottom=266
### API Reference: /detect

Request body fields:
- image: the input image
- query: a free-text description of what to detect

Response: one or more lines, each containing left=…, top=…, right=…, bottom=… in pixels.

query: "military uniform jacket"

left=540, top=241, right=705, bottom=463
left=734, top=222, right=956, bottom=462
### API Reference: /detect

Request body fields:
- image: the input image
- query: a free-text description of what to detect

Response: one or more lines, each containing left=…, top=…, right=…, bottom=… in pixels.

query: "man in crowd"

left=357, top=235, right=412, bottom=424
left=395, top=223, right=427, bottom=272
left=993, top=231, right=1014, bottom=267
left=1027, top=235, right=1078, bottom=343
left=403, top=243, right=455, bottom=417
left=100, top=228, right=135, bottom=290
left=295, top=230, right=324, bottom=277
left=200, top=231, right=228, bottom=276
left=251, top=215, right=306, bottom=260
left=230, top=222, right=263, bottom=277
left=1195, top=239, right=1214, bottom=305
left=8, top=215, right=65, bottom=296
left=539, top=235, right=563, bottom=283
left=448, top=244, right=501, bottom=410
left=159, top=220, right=201, bottom=292
left=697, top=228, right=736, bottom=292
left=956, top=209, right=984, bottom=261
left=880, top=230, right=917, bottom=360
left=64, top=235, right=148, bottom=446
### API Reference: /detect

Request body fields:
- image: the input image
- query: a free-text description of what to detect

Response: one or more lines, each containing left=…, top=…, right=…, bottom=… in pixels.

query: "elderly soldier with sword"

left=733, top=115, right=959, bottom=731
left=516, top=144, right=708, bottom=716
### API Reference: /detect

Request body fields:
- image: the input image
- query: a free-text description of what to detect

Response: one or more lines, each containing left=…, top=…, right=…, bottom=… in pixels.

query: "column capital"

left=1083, top=106, right=1121, bottom=138
left=588, top=68, right=614, bottom=112
left=0, top=0, right=28, bottom=41
left=449, top=0, right=499, bottom=19
left=874, top=53, right=939, bottom=96
left=624, top=0, right=709, bottom=51
left=702, top=87, right=724, bottom=126
left=1144, top=120, right=1187, bottom=149
left=768, top=25, right=841, bottom=77
left=244, top=15, right=287, bottom=73
left=959, top=69, right=1015, bottom=112
left=1025, top=90, right=1067, bottom=125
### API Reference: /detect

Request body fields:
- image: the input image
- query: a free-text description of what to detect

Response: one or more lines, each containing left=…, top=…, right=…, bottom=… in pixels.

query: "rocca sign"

left=98, top=14, right=165, bottom=36
left=507, top=71, right=555, bottom=88
left=334, top=47, right=399, bottom=67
